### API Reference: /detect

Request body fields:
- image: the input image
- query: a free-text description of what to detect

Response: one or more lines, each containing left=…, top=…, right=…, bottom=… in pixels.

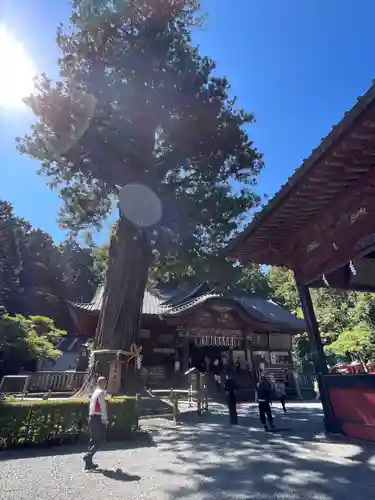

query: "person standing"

left=235, top=357, right=241, bottom=374
left=224, top=373, right=239, bottom=425
left=222, top=355, right=229, bottom=375
left=174, top=357, right=181, bottom=373
left=174, top=357, right=181, bottom=385
left=314, top=378, right=320, bottom=401
left=212, top=358, right=221, bottom=390
left=257, top=375, right=275, bottom=431
left=204, top=355, right=210, bottom=374
left=274, top=379, right=287, bottom=412
left=83, top=376, right=108, bottom=470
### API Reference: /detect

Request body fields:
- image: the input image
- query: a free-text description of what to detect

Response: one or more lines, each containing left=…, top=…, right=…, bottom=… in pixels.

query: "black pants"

left=279, top=395, right=286, bottom=411
left=84, top=415, right=105, bottom=463
left=258, top=401, right=273, bottom=425
left=227, top=398, right=238, bottom=425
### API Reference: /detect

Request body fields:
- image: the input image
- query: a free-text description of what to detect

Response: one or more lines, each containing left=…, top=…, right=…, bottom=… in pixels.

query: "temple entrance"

left=190, top=343, right=231, bottom=373
left=188, top=333, right=244, bottom=372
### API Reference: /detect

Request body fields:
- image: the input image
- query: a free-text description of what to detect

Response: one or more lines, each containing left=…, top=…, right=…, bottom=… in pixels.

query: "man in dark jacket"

left=257, top=375, right=275, bottom=431
left=224, top=373, right=239, bottom=425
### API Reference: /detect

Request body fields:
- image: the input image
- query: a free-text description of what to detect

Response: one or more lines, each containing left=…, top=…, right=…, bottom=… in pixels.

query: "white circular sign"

left=119, top=184, right=163, bottom=227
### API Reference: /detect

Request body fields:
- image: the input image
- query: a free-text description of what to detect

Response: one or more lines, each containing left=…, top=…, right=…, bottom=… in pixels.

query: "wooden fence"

left=0, top=371, right=89, bottom=394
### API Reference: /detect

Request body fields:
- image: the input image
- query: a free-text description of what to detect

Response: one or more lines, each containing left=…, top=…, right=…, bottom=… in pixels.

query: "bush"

left=0, top=396, right=136, bottom=450
left=0, top=313, right=66, bottom=378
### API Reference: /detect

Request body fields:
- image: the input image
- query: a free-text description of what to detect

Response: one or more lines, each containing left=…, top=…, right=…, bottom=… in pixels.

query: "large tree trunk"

left=77, top=214, right=153, bottom=395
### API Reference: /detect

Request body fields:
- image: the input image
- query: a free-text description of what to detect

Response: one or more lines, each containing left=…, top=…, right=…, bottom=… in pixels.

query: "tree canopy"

left=325, top=323, right=374, bottom=362
left=17, top=0, right=263, bottom=287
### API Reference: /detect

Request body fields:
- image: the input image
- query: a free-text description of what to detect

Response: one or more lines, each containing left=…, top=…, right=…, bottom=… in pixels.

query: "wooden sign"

left=107, top=360, right=122, bottom=395
left=147, top=366, right=166, bottom=386
left=153, top=347, right=175, bottom=354
left=188, top=327, right=243, bottom=337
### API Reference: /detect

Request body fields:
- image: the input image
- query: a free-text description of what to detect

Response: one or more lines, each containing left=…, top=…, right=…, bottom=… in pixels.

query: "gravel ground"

left=1, top=402, right=375, bottom=500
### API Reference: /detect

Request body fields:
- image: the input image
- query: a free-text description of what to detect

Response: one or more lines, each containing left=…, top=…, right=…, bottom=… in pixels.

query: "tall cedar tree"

left=18, top=0, right=263, bottom=367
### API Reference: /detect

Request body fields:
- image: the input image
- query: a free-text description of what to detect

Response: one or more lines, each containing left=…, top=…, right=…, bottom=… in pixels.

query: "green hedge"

left=0, top=397, right=136, bottom=451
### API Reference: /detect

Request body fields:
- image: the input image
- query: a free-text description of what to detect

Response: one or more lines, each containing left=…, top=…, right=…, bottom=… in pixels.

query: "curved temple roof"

left=70, top=284, right=306, bottom=333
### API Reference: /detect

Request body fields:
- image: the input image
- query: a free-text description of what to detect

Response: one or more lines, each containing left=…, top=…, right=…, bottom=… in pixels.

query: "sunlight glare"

left=0, top=24, right=36, bottom=109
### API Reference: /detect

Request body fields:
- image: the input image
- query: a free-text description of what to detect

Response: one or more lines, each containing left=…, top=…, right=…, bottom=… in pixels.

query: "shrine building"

left=68, top=283, right=305, bottom=389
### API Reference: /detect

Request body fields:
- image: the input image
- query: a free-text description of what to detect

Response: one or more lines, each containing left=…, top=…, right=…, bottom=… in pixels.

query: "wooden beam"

left=288, top=166, right=375, bottom=252
left=262, top=163, right=372, bottom=236
left=297, top=204, right=375, bottom=284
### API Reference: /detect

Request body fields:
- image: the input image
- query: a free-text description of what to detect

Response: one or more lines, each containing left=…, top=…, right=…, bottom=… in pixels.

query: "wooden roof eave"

left=224, top=81, right=375, bottom=262
left=166, top=296, right=305, bottom=334
left=67, top=301, right=100, bottom=316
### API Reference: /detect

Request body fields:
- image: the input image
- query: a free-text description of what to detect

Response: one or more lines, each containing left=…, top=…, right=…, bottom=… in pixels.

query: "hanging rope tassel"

left=349, top=260, right=357, bottom=275
left=322, top=274, right=329, bottom=286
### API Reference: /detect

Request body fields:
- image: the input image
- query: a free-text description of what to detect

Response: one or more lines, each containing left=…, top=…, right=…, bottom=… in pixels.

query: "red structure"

left=334, top=362, right=375, bottom=374
left=225, top=82, right=375, bottom=440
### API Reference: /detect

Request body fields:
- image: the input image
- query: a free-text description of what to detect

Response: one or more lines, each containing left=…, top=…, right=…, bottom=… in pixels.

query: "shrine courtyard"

left=1, top=402, right=375, bottom=500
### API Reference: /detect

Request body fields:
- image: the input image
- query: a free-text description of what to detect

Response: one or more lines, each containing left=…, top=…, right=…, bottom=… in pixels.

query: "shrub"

left=0, top=313, right=66, bottom=377
left=0, top=396, right=136, bottom=450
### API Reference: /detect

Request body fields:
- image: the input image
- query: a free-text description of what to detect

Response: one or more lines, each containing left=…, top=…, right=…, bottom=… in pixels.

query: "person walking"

left=224, top=373, right=239, bottom=425
left=257, top=375, right=275, bottom=431
left=83, top=376, right=108, bottom=470
left=274, top=379, right=287, bottom=412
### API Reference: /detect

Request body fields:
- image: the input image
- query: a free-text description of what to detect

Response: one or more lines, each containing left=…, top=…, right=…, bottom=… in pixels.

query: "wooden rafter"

left=225, top=81, right=375, bottom=287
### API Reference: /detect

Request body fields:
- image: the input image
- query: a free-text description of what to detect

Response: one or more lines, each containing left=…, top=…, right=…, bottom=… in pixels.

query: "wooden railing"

left=27, top=371, right=87, bottom=393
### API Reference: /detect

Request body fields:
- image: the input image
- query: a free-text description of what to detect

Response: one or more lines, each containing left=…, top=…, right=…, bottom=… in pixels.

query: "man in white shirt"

left=83, top=376, right=108, bottom=470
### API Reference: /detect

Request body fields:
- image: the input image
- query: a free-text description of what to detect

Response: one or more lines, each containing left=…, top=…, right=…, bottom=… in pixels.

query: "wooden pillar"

left=295, top=280, right=327, bottom=375
left=295, top=277, right=334, bottom=429
left=182, top=335, right=190, bottom=373
left=242, top=331, right=249, bottom=364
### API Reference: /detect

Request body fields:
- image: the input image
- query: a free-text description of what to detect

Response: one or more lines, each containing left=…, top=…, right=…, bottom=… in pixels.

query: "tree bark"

left=77, top=214, right=153, bottom=395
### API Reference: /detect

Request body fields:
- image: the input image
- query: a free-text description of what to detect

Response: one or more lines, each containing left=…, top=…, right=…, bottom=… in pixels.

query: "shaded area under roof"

left=224, top=80, right=375, bottom=271
left=69, top=284, right=306, bottom=333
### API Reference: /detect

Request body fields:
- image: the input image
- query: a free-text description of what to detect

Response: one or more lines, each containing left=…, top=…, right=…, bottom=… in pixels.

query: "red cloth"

left=94, top=398, right=101, bottom=413
left=93, top=397, right=108, bottom=412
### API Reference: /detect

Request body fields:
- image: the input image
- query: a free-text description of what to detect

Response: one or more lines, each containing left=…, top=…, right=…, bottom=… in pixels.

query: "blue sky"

left=1, top=0, right=375, bottom=244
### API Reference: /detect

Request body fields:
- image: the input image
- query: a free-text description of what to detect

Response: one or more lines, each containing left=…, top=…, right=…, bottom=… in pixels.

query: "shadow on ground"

left=90, top=468, right=141, bottom=482
left=146, top=403, right=375, bottom=499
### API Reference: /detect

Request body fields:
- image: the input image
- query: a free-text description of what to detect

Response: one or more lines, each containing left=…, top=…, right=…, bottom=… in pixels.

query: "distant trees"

left=267, top=266, right=375, bottom=366
left=0, top=199, right=101, bottom=330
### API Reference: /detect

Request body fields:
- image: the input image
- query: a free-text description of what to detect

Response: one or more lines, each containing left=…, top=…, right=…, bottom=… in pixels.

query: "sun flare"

left=0, top=24, right=36, bottom=109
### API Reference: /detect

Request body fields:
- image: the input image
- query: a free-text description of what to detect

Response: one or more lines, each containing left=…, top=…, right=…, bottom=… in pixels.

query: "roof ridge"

left=68, top=284, right=306, bottom=332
